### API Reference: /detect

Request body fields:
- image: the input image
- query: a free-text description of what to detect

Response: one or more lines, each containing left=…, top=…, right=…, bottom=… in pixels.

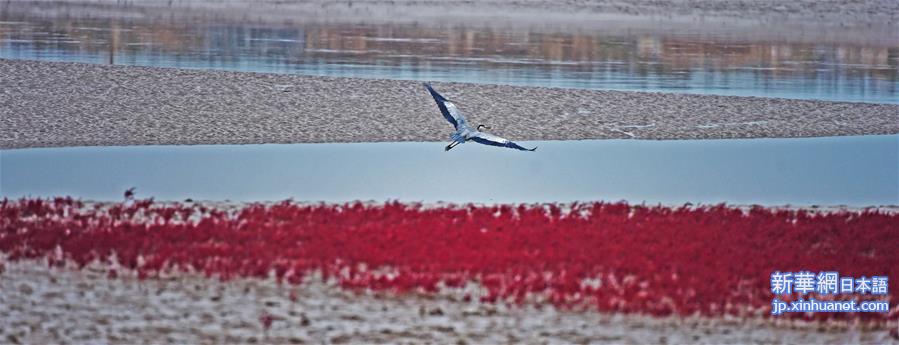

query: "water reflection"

left=1, top=11, right=897, bottom=103
left=2, top=136, right=897, bottom=206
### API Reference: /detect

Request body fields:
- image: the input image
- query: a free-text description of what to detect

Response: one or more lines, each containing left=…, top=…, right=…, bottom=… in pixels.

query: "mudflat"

left=2, top=59, right=897, bottom=149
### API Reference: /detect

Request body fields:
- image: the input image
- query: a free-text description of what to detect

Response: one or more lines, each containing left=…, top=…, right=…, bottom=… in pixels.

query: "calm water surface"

left=1, top=11, right=897, bottom=103
left=2, top=136, right=897, bottom=206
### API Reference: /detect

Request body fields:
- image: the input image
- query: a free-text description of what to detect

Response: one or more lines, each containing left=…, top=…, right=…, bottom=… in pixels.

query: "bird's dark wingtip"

left=424, top=83, right=449, bottom=102
left=529, top=147, right=537, bottom=152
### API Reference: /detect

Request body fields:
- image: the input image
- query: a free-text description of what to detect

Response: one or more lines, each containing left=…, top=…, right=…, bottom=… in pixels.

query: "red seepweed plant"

left=1, top=197, right=896, bottom=321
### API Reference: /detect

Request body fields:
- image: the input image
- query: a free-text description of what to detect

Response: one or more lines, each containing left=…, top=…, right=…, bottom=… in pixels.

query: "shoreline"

left=7, top=0, right=898, bottom=46
left=1, top=59, right=898, bottom=150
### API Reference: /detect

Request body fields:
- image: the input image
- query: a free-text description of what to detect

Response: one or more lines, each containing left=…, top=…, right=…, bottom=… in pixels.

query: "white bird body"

left=424, top=83, right=537, bottom=152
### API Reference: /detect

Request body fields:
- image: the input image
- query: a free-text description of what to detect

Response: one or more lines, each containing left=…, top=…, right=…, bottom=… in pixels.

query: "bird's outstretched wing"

left=470, top=132, right=537, bottom=151
left=424, top=83, right=467, bottom=129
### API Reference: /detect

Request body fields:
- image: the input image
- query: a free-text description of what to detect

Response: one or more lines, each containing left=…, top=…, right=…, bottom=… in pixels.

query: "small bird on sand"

left=424, top=83, right=536, bottom=152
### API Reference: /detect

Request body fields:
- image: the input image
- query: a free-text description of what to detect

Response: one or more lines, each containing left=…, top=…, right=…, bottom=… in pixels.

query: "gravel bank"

left=1, top=59, right=897, bottom=149
left=2, top=260, right=894, bottom=344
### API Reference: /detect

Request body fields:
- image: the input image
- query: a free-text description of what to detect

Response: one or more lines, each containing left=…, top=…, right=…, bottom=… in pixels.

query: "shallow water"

left=2, top=136, right=896, bottom=206
left=1, top=9, right=897, bottom=103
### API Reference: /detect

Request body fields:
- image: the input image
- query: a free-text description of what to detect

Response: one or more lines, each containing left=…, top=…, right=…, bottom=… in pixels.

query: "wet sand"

left=2, top=259, right=895, bottom=344
left=2, top=59, right=897, bottom=149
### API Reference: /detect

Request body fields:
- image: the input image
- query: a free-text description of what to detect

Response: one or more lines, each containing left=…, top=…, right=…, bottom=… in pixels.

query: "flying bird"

left=124, top=187, right=136, bottom=200
left=424, top=83, right=536, bottom=152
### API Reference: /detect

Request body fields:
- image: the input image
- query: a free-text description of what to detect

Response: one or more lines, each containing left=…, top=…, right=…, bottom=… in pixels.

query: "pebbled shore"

left=1, top=59, right=898, bottom=149
left=2, top=259, right=894, bottom=344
